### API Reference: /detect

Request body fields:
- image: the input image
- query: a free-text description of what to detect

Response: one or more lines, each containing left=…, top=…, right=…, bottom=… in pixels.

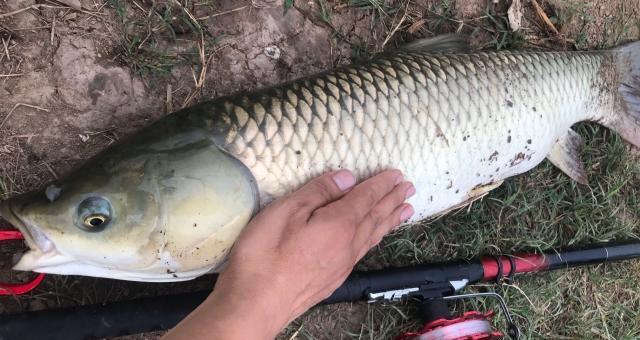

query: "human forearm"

left=164, top=282, right=289, bottom=340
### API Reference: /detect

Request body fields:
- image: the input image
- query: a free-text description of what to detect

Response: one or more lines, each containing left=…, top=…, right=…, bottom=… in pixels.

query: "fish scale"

left=212, top=50, right=605, bottom=219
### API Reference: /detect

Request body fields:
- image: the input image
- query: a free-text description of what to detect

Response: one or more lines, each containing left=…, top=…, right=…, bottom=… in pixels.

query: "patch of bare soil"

left=0, top=0, right=639, bottom=339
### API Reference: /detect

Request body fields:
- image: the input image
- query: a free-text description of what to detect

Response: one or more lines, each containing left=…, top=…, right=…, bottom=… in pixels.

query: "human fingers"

left=350, top=182, right=414, bottom=255
left=287, top=169, right=356, bottom=215
left=356, top=203, right=414, bottom=260
left=230, top=171, right=354, bottom=252
left=324, top=169, right=403, bottom=226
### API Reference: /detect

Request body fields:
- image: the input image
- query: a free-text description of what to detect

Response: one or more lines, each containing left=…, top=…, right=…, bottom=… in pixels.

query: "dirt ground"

left=1, top=0, right=640, bottom=339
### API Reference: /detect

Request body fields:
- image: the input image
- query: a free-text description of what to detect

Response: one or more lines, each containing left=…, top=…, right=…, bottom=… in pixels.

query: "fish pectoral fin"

left=399, top=34, right=470, bottom=54
left=433, top=181, right=504, bottom=218
left=468, top=181, right=504, bottom=200
left=547, top=129, right=588, bottom=185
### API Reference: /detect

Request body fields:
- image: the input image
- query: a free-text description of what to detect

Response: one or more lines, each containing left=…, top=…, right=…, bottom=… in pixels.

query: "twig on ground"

left=44, top=0, right=105, bottom=18
left=381, top=1, right=410, bottom=49
left=0, top=74, right=25, bottom=77
left=5, top=26, right=51, bottom=31
left=42, top=162, right=58, bottom=179
left=8, top=134, right=38, bottom=143
left=170, top=0, right=202, bottom=32
left=1, top=37, right=11, bottom=62
left=197, top=5, right=248, bottom=20
left=0, top=4, right=67, bottom=18
left=50, top=15, right=56, bottom=44
left=407, top=18, right=426, bottom=34
left=0, top=103, right=50, bottom=131
left=287, top=324, right=303, bottom=340
left=166, top=84, right=173, bottom=113
left=182, top=33, right=215, bottom=108
left=530, top=0, right=560, bottom=36
left=130, top=0, right=146, bottom=13
left=0, top=4, right=43, bottom=18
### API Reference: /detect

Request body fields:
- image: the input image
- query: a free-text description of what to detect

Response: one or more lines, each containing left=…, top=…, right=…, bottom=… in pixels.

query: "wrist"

left=205, top=271, right=296, bottom=338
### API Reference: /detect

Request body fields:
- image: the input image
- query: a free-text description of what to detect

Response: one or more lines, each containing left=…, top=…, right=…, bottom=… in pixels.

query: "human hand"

left=164, top=169, right=415, bottom=340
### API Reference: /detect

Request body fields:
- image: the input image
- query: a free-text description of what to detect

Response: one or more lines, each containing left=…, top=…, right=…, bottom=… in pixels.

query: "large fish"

left=1, top=36, right=639, bottom=282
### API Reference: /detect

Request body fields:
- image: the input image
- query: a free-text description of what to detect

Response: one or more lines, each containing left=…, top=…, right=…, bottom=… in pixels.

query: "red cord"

left=0, top=229, right=46, bottom=296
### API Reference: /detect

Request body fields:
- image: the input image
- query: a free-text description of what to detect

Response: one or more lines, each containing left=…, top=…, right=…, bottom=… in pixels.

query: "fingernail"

left=405, top=184, right=416, bottom=199
left=400, top=205, right=414, bottom=221
left=332, top=170, right=356, bottom=191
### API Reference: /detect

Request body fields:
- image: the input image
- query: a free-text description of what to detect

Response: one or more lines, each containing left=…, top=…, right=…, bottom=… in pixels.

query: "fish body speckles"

left=205, top=49, right=608, bottom=220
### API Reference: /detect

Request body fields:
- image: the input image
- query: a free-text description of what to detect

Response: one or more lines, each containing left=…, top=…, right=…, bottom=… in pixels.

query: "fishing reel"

left=399, top=293, right=519, bottom=340
left=367, top=282, right=520, bottom=340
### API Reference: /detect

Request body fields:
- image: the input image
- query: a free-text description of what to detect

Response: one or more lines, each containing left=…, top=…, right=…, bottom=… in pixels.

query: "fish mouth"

left=0, top=200, right=54, bottom=254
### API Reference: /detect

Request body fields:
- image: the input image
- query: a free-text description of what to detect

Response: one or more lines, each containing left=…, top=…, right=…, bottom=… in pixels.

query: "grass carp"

left=1, top=36, right=639, bottom=282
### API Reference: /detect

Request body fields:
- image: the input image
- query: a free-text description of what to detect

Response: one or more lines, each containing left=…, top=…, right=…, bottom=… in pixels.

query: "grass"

left=107, top=0, right=217, bottom=82
left=348, top=0, right=390, bottom=18
left=422, top=0, right=526, bottom=51
left=549, top=0, right=588, bottom=28
left=284, top=0, right=295, bottom=13
left=482, top=3, right=526, bottom=50
left=425, top=0, right=459, bottom=35
left=599, top=2, right=638, bottom=48
left=316, top=0, right=333, bottom=24
left=549, top=0, right=592, bottom=49
left=108, top=0, right=182, bottom=79
left=550, top=0, right=639, bottom=50
left=0, top=176, right=7, bottom=201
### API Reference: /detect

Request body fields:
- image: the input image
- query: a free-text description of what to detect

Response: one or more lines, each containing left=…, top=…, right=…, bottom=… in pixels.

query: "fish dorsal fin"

left=547, top=129, right=588, bottom=184
left=399, top=34, right=470, bottom=53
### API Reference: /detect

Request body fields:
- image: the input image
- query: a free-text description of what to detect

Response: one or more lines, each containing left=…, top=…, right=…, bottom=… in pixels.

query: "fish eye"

left=76, top=197, right=112, bottom=232
left=84, top=215, right=107, bottom=228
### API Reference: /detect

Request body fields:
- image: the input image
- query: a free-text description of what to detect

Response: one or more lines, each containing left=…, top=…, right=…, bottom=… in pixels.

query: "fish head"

left=0, top=126, right=259, bottom=281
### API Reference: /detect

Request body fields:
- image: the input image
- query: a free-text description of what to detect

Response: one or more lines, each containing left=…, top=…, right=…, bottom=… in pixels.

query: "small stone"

left=264, top=45, right=281, bottom=60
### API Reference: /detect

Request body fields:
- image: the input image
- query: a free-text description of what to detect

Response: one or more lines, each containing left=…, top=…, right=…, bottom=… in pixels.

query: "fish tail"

left=609, top=41, right=640, bottom=146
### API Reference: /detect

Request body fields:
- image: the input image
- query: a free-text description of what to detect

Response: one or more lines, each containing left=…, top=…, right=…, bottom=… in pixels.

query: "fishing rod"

left=1, top=240, right=640, bottom=339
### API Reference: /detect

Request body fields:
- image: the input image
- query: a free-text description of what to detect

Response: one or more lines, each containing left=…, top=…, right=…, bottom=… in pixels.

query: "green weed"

left=120, top=36, right=180, bottom=78
left=482, top=3, right=525, bottom=50
left=549, top=0, right=588, bottom=28
left=426, top=0, right=458, bottom=34
left=601, top=2, right=636, bottom=47
left=107, top=0, right=212, bottom=81
left=316, top=0, right=332, bottom=24
left=284, top=0, right=295, bottom=13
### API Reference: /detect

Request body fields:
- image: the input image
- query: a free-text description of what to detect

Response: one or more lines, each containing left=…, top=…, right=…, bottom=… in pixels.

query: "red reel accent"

left=0, top=229, right=46, bottom=296
left=396, top=311, right=503, bottom=340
